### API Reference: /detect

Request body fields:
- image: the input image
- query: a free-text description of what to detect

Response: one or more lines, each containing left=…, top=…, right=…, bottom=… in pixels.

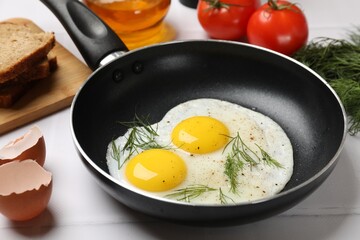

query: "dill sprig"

left=119, top=114, right=163, bottom=151
left=226, top=133, right=283, bottom=167
left=110, top=139, right=122, bottom=169
left=225, top=133, right=258, bottom=167
left=165, top=185, right=235, bottom=204
left=165, top=184, right=217, bottom=203
left=112, top=114, right=169, bottom=169
left=330, top=79, right=360, bottom=134
left=293, top=28, right=360, bottom=135
left=256, top=143, right=284, bottom=168
left=224, top=153, right=243, bottom=193
left=219, top=188, right=235, bottom=204
left=223, top=133, right=283, bottom=193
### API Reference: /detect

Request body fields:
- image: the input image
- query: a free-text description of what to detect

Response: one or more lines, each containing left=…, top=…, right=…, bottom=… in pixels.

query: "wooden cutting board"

left=0, top=18, right=92, bottom=135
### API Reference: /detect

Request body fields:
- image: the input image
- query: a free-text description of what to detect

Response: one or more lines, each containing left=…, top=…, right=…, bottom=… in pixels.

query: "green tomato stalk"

left=267, top=0, right=300, bottom=12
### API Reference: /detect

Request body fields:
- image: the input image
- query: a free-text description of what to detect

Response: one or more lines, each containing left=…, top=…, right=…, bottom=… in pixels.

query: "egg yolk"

left=171, top=116, right=230, bottom=154
left=125, top=149, right=187, bottom=192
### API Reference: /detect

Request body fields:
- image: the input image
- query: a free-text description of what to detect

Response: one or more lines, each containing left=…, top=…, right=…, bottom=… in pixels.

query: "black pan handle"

left=40, top=0, right=128, bottom=70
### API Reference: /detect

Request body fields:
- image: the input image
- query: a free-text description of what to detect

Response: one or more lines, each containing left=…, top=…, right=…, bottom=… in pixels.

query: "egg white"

left=106, top=98, right=293, bottom=205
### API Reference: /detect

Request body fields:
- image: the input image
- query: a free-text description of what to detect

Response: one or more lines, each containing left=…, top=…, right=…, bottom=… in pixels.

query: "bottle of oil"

left=83, top=0, right=172, bottom=49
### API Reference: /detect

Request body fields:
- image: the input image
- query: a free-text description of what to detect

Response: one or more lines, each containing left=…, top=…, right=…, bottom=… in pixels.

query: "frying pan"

left=41, top=0, right=347, bottom=224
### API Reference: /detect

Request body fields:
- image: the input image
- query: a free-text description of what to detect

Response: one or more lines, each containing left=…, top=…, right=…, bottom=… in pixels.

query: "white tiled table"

left=1, top=0, right=360, bottom=239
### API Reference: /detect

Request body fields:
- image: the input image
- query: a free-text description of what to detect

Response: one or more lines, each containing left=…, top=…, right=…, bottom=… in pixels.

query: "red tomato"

left=247, top=0, right=308, bottom=56
left=197, top=0, right=260, bottom=40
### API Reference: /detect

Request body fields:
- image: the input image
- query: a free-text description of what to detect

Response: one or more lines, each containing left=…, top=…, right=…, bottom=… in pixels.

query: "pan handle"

left=40, top=0, right=128, bottom=70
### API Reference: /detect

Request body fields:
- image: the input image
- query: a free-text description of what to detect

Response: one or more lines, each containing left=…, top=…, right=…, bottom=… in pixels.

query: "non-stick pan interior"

left=72, top=41, right=345, bottom=192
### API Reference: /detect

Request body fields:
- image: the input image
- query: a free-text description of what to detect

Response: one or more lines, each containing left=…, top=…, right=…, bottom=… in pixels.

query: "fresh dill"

left=330, top=79, right=360, bottom=135
left=110, top=139, right=122, bottom=169
left=165, top=184, right=217, bottom=203
left=223, top=133, right=283, bottom=193
left=165, top=185, right=235, bottom=204
left=219, top=188, right=235, bottom=204
left=293, top=28, right=360, bottom=135
left=224, top=152, right=243, bottom=193
left=224, top=133, right=258, bottom=167
left=119, top=114, right=163, bottom=151
left=256, top=143, right=284, bottom=168
left=112, top=114, right=170, bottom=169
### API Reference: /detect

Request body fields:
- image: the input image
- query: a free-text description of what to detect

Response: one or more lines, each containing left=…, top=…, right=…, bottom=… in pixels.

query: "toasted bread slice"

left=21, top=57, right=51, bottom=82
left=0, top=82, right=32, bottom=108
left=0, top=22, right=55, bottom=84
left=47, top=51, right=58, bottom=72
left=0, top=52, right=57, bottom=87
left=0, top=52, right=58, bottom=108
left=0, top=20, right=57, bottom=108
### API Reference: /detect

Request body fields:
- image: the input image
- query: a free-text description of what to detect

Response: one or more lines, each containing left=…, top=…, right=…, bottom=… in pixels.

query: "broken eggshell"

left=0, top=126, right=46, bottom=166
left=0, top=159, right=52, bottom=221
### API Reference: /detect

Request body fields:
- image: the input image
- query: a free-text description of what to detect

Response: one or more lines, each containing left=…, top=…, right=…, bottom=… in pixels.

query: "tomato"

left=197, top=0, right=260, bottom=40
left=247, top=0, right=308, bottom=56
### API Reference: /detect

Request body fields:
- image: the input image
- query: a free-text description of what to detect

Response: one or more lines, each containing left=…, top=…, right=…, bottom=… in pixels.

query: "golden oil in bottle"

left=83, top=0, right=173, bottom=49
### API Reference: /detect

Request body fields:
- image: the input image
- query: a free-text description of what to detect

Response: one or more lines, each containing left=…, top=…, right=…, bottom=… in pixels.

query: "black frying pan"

left=41, top=0, right=347, bottom=224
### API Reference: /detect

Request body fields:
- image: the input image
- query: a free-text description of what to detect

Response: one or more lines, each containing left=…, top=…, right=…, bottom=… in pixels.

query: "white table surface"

left=1, top=0, right=360, bottom=239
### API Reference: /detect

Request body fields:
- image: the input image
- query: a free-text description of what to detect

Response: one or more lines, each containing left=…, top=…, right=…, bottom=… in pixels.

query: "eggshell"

left=0, top=160, right=52, bottom=221
left=0, top=126, right=46, bottom=166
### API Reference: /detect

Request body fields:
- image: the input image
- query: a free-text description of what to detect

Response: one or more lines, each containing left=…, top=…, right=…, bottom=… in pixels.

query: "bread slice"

left=0, top=52, right=58, bottom=108
left=0, top=52, right=58, bottom=87
left=47, top=51, right=58, bottom=72
left=0, top=22, right=55, bottom=84
left=19, top=57, right=51, bottom=82
left=0, top=82, right=32, bottom=108
left=0, top=20, right=57, bottom=108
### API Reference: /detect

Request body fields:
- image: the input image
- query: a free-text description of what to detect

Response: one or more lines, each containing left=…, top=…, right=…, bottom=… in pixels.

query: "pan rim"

left=70, top=39, right=348, bottom=208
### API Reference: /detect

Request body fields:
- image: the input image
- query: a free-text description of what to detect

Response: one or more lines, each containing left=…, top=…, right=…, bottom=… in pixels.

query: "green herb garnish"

left=224, top=152, right=244, bottom=193
left=110, top=139, right=122, bottom=169
left=224, top=133, right=258, bottom=168
left=293, top=28, right=360, bottom=135
left=112, top=114, right=170, bottom=169
left=219, top=188, right=235, bottom=204
left=256, top=143, right=284, bottom=168
left=165, top=185, right=235, bottom=204
left=119, top=114, right=163, bottom=151
left=165, top=184, right=217, bottom=203
left=223, top=133, right=283, bottom=193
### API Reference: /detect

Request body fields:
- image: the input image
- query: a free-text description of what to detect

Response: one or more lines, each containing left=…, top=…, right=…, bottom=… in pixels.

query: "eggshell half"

left=0, top=126, right=46, bottom=166
left=0, top=160, right=52, bottom=221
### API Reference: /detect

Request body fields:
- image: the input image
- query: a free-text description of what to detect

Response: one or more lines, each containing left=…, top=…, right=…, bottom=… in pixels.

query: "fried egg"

left=106, top=98, right=293, bottom=205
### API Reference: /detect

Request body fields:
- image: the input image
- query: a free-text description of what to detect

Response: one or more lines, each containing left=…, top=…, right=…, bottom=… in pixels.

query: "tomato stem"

left=268, top=0, right=280, bottom=10
left=267, top=0, right=298, bottom=11
left=202, top=0, right=250, bottom=10
left=203, top=0, right=229, bottom=9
